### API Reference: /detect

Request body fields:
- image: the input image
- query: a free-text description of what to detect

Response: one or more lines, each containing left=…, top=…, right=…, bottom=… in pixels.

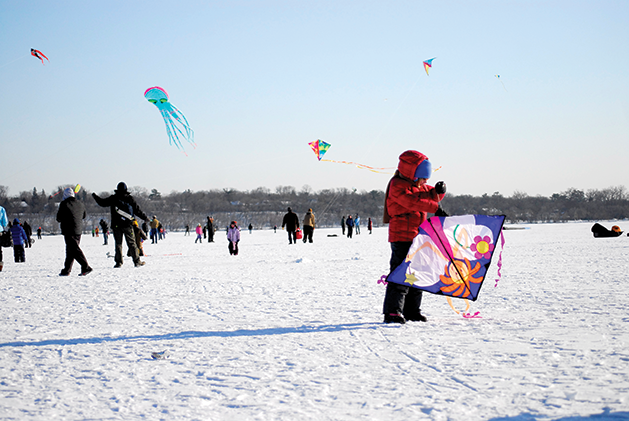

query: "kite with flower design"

left=386, top=214, right=505, bottom=316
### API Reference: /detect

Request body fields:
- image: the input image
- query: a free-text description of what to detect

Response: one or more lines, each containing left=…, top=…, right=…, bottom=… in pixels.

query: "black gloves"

left=435, top=206, right=449, bottom=217
left=435, top=181, right=446, bottom=195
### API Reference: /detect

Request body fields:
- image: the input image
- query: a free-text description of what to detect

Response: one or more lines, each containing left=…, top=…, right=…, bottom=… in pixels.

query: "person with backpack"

left=92, top=182, right=149, bottom=268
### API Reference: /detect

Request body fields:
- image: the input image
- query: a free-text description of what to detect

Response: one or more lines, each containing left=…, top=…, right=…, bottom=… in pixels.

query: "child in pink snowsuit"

left=195, top=224, right=203, bottom=243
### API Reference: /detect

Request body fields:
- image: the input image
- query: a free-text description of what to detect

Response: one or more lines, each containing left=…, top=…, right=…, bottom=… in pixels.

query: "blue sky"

left=1, top=0, right=628, bottom=197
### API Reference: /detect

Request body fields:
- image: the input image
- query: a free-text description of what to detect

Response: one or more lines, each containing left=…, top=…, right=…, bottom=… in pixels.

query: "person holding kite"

left=382, top=150, right=447, bottom=324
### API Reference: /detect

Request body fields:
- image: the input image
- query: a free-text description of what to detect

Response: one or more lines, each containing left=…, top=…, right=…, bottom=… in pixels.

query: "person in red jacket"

left=382, top=150, right=447, bottom=324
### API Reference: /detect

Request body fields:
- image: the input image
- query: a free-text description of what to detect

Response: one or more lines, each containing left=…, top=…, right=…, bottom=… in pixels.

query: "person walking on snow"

left=303, top=208, right=315, bottom=243
left=382, top=150, right=447, bottom=324
left=281, top=207, right=300, bottom=245
left=0, top=205, right=8, bottom=271
left=227, top=221, right=240, bottom=255
left=92, top=182, right=148, bottom=268
left=10, top=219, right=28, bottom=263
left=346, top=215, right=354, bottom=238
left=195, top=224, right=203, bottom=243
left=57, top=188, right=93, bottom=276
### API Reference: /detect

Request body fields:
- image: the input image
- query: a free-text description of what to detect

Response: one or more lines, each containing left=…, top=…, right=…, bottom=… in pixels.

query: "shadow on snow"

left=0, top=322, right=383, bottom=349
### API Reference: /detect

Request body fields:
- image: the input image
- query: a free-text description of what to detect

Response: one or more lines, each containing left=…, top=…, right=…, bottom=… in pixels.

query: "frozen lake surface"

left=1, top=221, right=628, bottom=420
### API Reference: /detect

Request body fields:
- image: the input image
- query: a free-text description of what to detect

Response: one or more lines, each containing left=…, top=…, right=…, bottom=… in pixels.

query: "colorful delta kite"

left=31, top=48, right=49, bottom=65
left=387, top=215, right=505, bottom=317
left=308, top=140, right=395, bottom=174
left=144, top=86, right=195, bottom=155
left=423, top=57, right=436, bottom=76
left=309, top=139, right=331, bottom=161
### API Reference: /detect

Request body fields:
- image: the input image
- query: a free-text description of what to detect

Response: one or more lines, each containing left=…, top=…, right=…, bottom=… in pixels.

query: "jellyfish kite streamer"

left=144, top=86, right=195, bottom=155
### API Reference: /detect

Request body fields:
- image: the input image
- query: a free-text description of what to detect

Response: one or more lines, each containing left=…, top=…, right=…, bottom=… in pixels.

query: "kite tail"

left=493, top=231, right=506, bottom=287
left=160, top=110, right=186, bottom=154
left=168, top=104, right=196, bottom=147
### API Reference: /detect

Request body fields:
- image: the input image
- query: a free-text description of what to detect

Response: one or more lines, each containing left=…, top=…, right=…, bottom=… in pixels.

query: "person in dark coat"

left=92, top=182, right=148, bottom=268
left=23, top=221, right=33, bottom=248
left=341, top=215, right=346, bottom=235
left=382, top=150, right=446, bottom=324
left=57, top=188, right=92, bottom=276
left=346, top=215, right=354, bottom=238
left=206, top=216, right=215, bottom=242
left=281, top=207, right=300, bottom=244
left=99, top=219, right=109, bottom=245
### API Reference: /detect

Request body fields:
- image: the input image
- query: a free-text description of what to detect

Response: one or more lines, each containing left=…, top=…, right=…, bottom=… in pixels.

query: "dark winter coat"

left=57, top=197, right=86, bottom=236
left=92, top=191, right=148, bottom=229
left=384, top=150, right=444, bottom=243
left=282, top=211, right=299, bottom=232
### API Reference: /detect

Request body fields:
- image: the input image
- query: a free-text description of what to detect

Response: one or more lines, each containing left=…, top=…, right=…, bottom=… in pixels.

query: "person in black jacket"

left=281, top=207, right=300, bottom=245
left=92, top=182, right=149, bottom=268
left=57, top=188, right=92, bottom=276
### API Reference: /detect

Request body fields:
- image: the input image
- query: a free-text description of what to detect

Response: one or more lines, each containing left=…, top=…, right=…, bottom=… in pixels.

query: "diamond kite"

left=308, top=140, right=395, bottom=174
left=386, top=214, right=505, bottom=314
left=144, top=86, right=195, bottom=155
left=308, top=139, right=331, bottom=161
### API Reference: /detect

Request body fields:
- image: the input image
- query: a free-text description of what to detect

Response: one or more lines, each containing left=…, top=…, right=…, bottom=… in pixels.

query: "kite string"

left=0, top=54, right=29, bottom=70
left=362, top=73, right=423, bottom=158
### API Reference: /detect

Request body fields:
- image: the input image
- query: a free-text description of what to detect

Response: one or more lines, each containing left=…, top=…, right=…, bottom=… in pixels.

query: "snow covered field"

left=1, top=221, right=628, bottom=420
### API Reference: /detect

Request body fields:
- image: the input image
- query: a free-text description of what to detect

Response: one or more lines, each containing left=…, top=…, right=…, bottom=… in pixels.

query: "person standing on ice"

left=206, top=216, right=215, bottom=242
left=195, top=223, right=203, bottom=243
left=382, top=150, right=447, bottom=324
left=341, top=215, right=346, bottom=235
left=0, top=204, right=8, bottom=271
left=302, top=208, right=315, bottom=243
left=57, top=188, right=93, bottom=276
left=10, top=219, right=28, bottom=263
left=92, top=182, right=148, bottom=268
left=281, top=207, right=299, bottom=245
left=227, top=221, right=240, bottom=255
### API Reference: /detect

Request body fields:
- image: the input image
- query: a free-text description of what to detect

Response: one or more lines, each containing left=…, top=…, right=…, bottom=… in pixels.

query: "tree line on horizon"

left=1, top=184, right=627, bottom=234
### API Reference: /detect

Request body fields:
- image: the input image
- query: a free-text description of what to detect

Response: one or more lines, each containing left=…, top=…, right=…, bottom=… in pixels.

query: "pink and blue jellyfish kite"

left=144, top=86, right=196, bottom=155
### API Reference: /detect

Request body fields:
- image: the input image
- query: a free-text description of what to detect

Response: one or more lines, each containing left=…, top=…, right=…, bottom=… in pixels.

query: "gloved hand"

left=435, top=206, right=449, bottom=217
left=435, top=181, right=446, bottom=195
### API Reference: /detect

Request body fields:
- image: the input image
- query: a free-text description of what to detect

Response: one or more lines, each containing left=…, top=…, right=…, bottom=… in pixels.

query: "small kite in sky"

left=308, top=140, right=395, bottom=174
left=308, top=139, right=331, bottom=161
left=423, top=57, right=436, bottom=76
left=495, top=75, right=507, bottom=91
left=144, top=86, right=195, bottom=155
left=386, top=214, right=505, bottom=317
left=31, top=48, right=48, bottom=65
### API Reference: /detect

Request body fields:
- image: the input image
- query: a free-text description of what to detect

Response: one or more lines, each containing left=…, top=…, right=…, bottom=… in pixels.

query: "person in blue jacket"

left=10, top=218, right=28, bottom=263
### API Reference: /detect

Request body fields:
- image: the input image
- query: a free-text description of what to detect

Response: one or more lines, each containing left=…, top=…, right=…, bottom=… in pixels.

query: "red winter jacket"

left=384, top=150, right=444, bottom=242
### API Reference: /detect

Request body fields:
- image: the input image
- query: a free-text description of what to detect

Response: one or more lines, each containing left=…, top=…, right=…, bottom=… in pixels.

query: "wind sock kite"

left=386, top=214, right=505, bottom=318
left=31, top=48, right=48, bottom=65
left=308, top=140, right=395, bottom=174
left=423, top=57, right=436, bottom=76
left=144, top=86, right=195, bottom=155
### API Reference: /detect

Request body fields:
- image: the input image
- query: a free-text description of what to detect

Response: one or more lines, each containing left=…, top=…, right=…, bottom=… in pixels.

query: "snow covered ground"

left=1, top=221, right=628, bottom=420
